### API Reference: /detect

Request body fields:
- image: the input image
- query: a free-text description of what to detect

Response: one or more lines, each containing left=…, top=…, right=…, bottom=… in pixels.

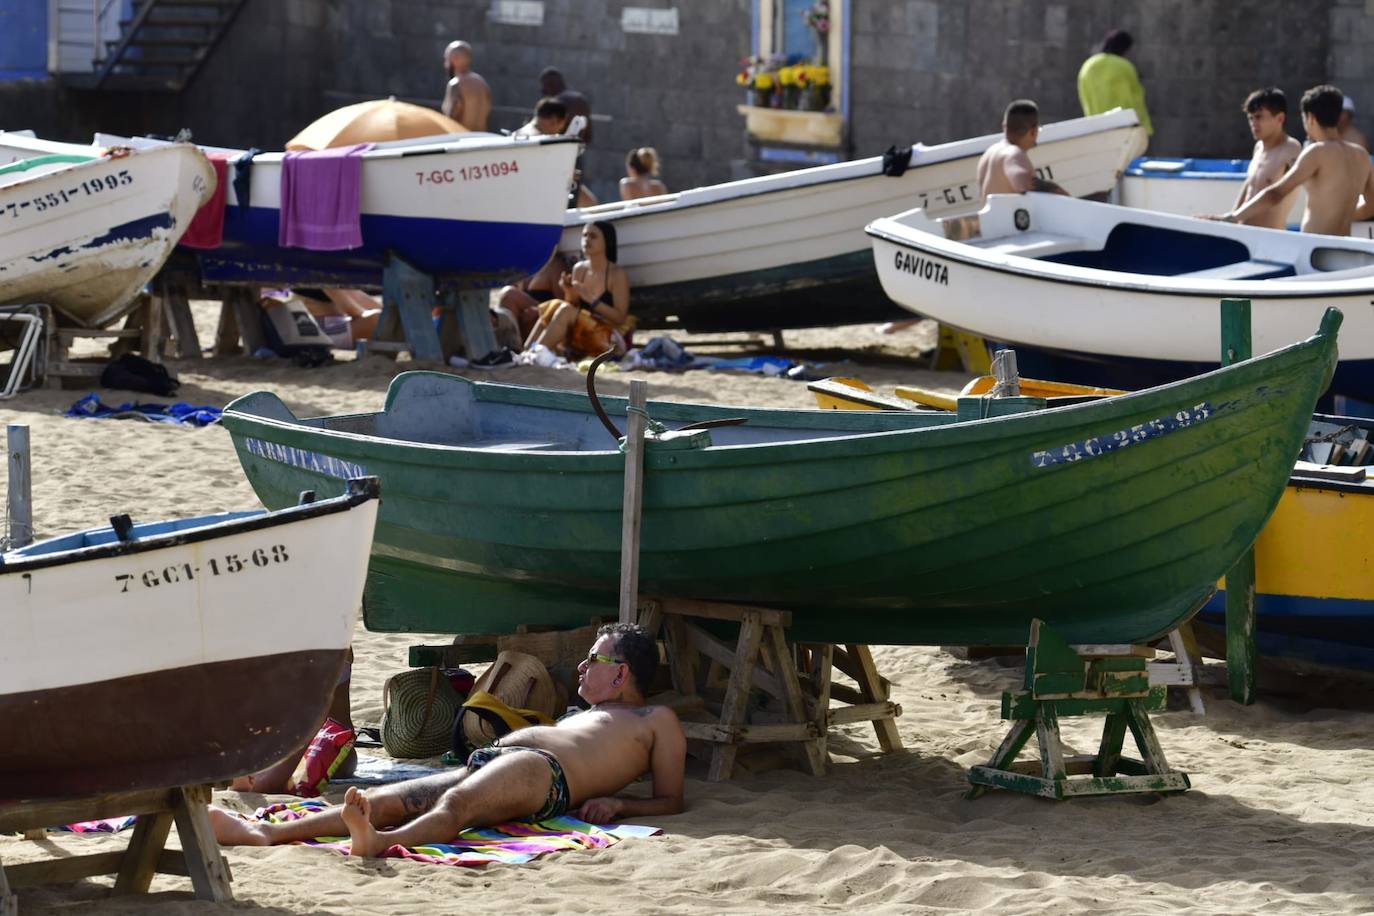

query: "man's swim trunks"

left=465, top=745, right=571, bottom=820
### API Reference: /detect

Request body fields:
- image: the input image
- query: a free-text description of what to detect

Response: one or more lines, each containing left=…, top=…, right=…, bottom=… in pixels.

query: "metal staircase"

left=86, top=0, right=247, bottom=92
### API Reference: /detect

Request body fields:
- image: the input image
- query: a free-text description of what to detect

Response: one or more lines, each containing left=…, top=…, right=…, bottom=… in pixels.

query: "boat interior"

left=4, top=511, right=259, bottom=559
left=236, top=371, right=961, bottom=454
left=952, top=203, right=1374, bottom=280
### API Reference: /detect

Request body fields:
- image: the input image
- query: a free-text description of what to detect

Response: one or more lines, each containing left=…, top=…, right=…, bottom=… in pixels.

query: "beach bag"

left=452, top=651, right=560, bottom=757
left=380, top=666, right=462, bottom=759
left=100, top=353, right=179, bottom=396
left=286, top=717, right=355, bottom=797
left=259, top=295, right=334, bottom=367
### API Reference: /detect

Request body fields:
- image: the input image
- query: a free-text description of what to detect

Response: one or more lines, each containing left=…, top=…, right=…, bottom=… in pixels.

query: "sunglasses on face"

left=584, top=652, right=624, bottom=666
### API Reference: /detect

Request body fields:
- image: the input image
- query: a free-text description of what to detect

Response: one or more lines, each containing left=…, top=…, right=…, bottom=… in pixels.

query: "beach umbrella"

left=286, top=97, right=468, bottom=150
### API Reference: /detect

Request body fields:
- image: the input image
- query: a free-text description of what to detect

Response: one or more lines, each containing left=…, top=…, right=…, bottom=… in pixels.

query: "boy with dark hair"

left=1228, top=87, right=1302, bottom=229
left=1213, top=84, right=1374, bottom=235
left=210, top=623, right=686, bottom=856
left=976, top=99, right=1069, bottom=197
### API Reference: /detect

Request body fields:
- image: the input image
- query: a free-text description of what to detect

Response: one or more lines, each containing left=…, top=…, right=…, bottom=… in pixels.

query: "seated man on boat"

left=521, top=220, right=632, bottom=362
left=976, top=100, right=1070, bottom=198
left=1211, top=85, right=1374, bottom=235
left=1226, top=87, right=1302, bottom=230
left=210, top=623, right=686, bottom=856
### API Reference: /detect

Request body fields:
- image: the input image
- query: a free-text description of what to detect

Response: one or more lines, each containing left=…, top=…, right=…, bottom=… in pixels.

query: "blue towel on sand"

left=65, top=394, right=222, bottom=427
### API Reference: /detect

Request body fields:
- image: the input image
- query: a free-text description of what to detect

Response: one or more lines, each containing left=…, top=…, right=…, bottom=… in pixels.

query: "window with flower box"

left=736, top=0, right=848, bottom=153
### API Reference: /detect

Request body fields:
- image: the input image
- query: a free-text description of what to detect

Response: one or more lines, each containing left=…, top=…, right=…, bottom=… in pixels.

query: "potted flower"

left=736, top=56, right=780, bottom=108
left=779, top=65, right=804, bottom=110
left=802, top=1, right=830, bottom=65
left=802, top=65, right=831, bottom=111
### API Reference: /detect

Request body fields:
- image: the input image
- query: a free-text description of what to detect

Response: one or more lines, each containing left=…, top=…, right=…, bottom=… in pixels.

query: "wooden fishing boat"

left=0, top=129, right=579, bottom=290
left=220, top=312, right=1338, bottom=648
left=0, top=144, right=214, bottom=327
left=1198, top=415, right=1374, bottom=672
left=0, top=478, right=379, bottom=800
left=868, top=192, right=1374, bottom=399
left=1120, top=155, right=1374, bottom=237
left=558, top=110, right=1144, bottom=332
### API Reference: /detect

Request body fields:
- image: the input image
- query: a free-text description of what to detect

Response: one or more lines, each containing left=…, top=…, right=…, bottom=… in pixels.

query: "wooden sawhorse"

left=0, top=784, right=231, bottom=914
left=637, top=597, right=903, bottom=782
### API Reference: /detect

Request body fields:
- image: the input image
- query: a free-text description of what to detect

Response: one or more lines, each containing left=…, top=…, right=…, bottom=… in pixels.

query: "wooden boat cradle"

left=636, top=597, right=903, bottom=782
left=0, top=784, right=231, bottom=914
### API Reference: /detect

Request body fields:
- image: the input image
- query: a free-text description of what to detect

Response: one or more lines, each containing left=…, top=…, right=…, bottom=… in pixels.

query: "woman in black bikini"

left=524, top=220, right=632, bottom=359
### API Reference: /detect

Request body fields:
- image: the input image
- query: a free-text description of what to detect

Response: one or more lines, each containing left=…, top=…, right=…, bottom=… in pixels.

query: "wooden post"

left=618, top=380, right=648, bottom=624
left=1220, top=297, right=1256, bottom=705
left=991, top=348, right=1020, bottom=397
left=380, top=255, right=444, bottom=363
left=6, top=425, right=32, bottom=550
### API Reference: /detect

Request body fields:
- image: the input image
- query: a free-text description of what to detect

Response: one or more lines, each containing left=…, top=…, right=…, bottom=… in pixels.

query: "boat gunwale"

left=0, top=143, right=210, bottom=194
left=0, top=480, right=378, bottom=574
left=222, top=327, right=1335, bottom=473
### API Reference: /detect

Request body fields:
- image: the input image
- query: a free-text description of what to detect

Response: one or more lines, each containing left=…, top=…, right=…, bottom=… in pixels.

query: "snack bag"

left=287, top=718, right=356, bottom=797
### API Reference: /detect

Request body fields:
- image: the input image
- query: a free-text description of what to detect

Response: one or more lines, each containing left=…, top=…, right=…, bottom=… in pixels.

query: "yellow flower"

left=756, top=72, right=775, bottom=90
left=807, top=65, right=830, bottom=86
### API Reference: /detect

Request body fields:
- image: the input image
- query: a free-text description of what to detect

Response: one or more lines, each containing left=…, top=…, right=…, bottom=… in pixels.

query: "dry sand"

left=3, top=307, right=1374, bottom=915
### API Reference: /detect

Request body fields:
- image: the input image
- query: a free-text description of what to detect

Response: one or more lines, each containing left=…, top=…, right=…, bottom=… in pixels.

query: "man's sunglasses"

left=584, top=652, right=624, bottom=666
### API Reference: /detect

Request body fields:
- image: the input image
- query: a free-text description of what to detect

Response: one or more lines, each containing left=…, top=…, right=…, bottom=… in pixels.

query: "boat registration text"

left=416, top=161, right=520, bottom=185
left=1032, top=402, right=1213, bottom=468
left=116, top=545, right=290, bottom=593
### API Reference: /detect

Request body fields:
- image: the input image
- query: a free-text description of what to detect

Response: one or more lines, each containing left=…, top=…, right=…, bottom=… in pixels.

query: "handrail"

left=93, top=0, right=124, bottom=65
left=96, top=0, right=157, bottom=85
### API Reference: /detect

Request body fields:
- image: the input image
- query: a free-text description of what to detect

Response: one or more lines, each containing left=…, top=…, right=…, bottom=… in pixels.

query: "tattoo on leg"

left=401, top=781, right=445, bottom=817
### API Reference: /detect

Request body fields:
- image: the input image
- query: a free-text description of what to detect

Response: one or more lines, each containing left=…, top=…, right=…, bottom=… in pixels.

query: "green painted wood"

left=1221, top=297, right=1259, bottom=706
left=381, top=255, right=444, bottom=362
left=1002, top=687, right=1167, bottom=720
left=221, top=311, right=1341, bottom=646
left=1030, top=620, right=1084, bottom=683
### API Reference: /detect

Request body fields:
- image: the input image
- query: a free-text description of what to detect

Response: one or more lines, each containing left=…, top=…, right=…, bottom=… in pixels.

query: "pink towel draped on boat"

left=277, top=143, right=372, bottom=250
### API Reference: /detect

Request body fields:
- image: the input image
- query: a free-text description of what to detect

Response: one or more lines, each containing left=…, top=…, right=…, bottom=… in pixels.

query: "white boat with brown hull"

left=0, top=478, right=379, bottom=800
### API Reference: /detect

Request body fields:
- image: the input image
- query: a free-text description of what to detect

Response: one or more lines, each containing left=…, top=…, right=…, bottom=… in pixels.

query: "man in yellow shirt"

left=1078, top=30, right=1152, bottom=137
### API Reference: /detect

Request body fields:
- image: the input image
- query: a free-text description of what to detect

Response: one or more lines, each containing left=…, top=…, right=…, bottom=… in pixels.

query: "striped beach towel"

left=255, top=799, right=661, bottom=866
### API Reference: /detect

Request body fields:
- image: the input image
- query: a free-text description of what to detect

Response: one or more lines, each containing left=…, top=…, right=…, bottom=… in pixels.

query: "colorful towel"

left=58, top=816, right=138, bottom=833
left=255, top=798, right=661, bottom=867
left=180, top=152, right=232, bottom=249
left=278, top=143, right=371, bottom=251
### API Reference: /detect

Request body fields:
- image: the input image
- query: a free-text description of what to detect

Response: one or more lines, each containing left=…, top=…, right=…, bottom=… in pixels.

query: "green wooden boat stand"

left=966, top=619, right=1191, bottom=800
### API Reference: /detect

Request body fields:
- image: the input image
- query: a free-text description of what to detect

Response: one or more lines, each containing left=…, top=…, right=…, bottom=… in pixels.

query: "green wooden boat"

left=221, top=310, right=1341, bottom=646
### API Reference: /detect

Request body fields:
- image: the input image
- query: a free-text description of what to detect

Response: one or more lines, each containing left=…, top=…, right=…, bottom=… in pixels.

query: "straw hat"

left=460, top=651, right=560, bottom=751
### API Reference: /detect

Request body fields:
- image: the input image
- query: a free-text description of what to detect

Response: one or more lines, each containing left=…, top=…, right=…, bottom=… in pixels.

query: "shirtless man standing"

left=210, top=624, right=686, bottom=856
left=976, top=99, right=1069, bottom=197
left=1214, top=85, right=1374, bottom=236
left=1229, top=88, right=1302, bottom=230
left=441, top=40, right=492, bottom=132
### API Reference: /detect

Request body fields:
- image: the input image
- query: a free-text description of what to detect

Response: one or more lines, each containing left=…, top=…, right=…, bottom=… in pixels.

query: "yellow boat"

left=808, top=375, right=1125, bottom=412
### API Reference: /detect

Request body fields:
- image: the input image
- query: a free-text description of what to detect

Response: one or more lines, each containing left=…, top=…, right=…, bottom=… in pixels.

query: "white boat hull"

left=555, top=110, right=1145, bottom=330
left=867, top=193, right=1374, bottom=396
left=0, top=145, right=213, bottom=326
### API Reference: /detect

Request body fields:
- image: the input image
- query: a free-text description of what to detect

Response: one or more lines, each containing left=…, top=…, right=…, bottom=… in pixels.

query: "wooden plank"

left=169, top=786, right=233, bottom=902
left=212, top=294, right=243, bottom=356
left=1036, top=704, right=1067, bottom=782
left=1220, top=297, right=1257, bottom=706
left=140, top=292, right=164, bottom=363
left=113, top=811, right=174, bottom=895
left=846, top=644, right=903, bottom=752
left=1292, top=460, right=1367, bottom=482
left=652, top=596, right=791, bottom=628
left=827, top=701, right=901, bottom=726
left=4, top=852, right=129, bottom=889
left=966, top=718, right=1036, bottom=799
left=58, top=327, right=143, bottom=339
left=707, top=612, right=764, bottom=781
left=0, top=857, right=15, bottom=916
left=636, top=599, right=663, bottom=638
left=0, top=788, right=177, bottom=833
left=809, top=643, right=833, bottom=761
left=381, top=255, right=443, bottom=362
left=618, top=380, right=648, bottom=625
left=765, top=627, right=825, bottom=776
left=5, top=425, right=33, bottom=549
left=231, top=287, right=267, bottom=355
left=448, top=287, right=499, bottom=360
left=663, top=614, right=698, bottom=698
left=1057, top=772, right=1191, bottom=797
left=161, top=279, right=202, bottom=360
left=1165, top=628, right=1205, bottom=714
left=1124, top=699, right=1173, bottom=775
left=685, top=622, right=786, bottom=700
left=1072, top=644, right=1154, bottom=658
left=1093, top=712, right=1129, bottom=777
left=682, top=721, right=817, bottom=743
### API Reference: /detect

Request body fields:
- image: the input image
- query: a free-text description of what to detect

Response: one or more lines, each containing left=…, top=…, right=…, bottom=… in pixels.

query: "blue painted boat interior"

left=7, top=510, right=261, bottom=558
left=1199, top=594, right=1374, bottom=672
left=1042, top=223, right=1296, bottom=278
left=198, top=207, right=560, bottom=288
left=1125, top=157, right=1248, bottom=179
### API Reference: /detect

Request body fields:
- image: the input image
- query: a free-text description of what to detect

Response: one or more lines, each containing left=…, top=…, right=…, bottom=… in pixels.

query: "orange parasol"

left=286, top=98, right=468, bottom=150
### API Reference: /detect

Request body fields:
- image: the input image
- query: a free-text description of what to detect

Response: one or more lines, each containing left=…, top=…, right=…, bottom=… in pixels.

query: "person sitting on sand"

left=495, top=250, right=568, bottom=339
left=1209, top=85, right=1374, bottom=236
left=619, top=147, right=668, bottom=200
left=210, top=623, right=686, bottom=856
left=524, top=220, right=632, bottom=360
left=293, top=289, right=381, bottom=348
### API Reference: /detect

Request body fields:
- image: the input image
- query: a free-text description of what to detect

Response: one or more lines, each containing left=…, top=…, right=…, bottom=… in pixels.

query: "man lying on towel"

left=210, top=623, right=686, bottom=857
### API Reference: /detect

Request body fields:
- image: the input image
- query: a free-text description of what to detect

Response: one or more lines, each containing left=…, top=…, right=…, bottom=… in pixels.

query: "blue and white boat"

left=0, top=130, right=580, bottom=289
left=1120, top=156, right=1374, bottom=237
left=867, top=192, right=1374, bottom=399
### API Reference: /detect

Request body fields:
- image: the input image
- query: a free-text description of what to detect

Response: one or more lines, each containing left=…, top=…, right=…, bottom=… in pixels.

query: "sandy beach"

left=4, top=306, right=1374, bottom=915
